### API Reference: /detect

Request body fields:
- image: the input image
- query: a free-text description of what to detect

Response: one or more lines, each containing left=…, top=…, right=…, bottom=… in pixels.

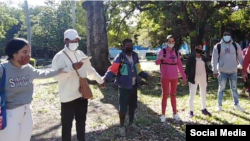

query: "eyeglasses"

left=223, top=34, right=230, bottom=36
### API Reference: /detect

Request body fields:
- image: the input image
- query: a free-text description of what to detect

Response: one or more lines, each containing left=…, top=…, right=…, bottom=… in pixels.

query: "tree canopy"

left=1, top=0, right=250, bottom=58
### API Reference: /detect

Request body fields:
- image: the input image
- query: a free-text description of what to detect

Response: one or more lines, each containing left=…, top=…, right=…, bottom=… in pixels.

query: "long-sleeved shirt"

left=0, top=61, right=60, bottom=109
left=103, top=51, right=148, bottom=89
left=211, top=40, right=243, bottom=74
left=155, top=48, right=186, bottom=80
left=242, top=47, right=250, bottom=74
left=185, top=54, right=212, bottom=84
left=52, top=46, right=104, bottom=103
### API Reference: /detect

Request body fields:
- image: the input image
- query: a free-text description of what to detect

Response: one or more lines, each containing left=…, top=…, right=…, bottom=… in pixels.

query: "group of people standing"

left=0, top=29, right=106, bottom=141
left=0, top=28, right=249, bottom=141
left=156, top=30, right=247, bottom=124
left=0, top=28, right=150, bottom=140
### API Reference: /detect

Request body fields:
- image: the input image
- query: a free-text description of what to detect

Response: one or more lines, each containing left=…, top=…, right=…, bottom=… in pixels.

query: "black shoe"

left=189, top=111, right=194, bottom=118
left=202, top=108, right=212, bottom=117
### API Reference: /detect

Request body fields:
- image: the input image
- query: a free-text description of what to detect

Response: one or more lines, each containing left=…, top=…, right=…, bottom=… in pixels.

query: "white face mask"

left=223, top=35, right=231, bottom=42
left=167, top=44, right=175, bottom=48
left=68, top=43, right=79, bottom=51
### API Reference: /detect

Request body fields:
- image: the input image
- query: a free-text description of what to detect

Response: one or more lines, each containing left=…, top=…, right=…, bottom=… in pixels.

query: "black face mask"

left=196, top=49, right=203, bottom=54
left=124, top=47, right=133, bottom=53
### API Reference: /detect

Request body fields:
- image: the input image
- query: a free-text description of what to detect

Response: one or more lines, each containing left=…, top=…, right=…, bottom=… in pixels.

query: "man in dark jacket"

left=102, top=39, right=149, bottom=137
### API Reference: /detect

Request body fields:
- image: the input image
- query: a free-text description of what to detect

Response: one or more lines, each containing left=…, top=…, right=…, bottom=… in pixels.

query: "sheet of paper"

left=80, top=56, right=92, bottom=67
left=80, top=56, right=92, bottom=62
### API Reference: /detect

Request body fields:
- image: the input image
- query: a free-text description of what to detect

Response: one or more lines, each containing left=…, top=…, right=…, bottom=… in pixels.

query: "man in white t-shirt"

left=52, top=29, right=104, bottom=141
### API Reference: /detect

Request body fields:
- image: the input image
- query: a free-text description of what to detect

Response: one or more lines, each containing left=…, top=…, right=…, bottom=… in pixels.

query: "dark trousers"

left=61, top=97, right=88, bottom=141
left=118, top=85, right=138, bottom=114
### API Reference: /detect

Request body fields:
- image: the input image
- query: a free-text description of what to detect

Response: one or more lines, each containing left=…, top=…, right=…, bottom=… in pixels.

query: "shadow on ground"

left=139, top=70, right=246, bottom=99
left=31, top=81, right=197, bottom=141
left=31, top=70, right=247, bottom=141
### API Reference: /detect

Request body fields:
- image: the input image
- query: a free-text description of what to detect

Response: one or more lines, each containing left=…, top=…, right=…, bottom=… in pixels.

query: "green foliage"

left=105, top=1, right=136, bottom=47
left=105, top=1, right=250, bottom=51
left=0, top=3, right=19, bottom=41
left=2, top=0, right=250, bottom=57
left=0, top=0, right=87, bottom=58
left=29, top=57, right=36, bottom=67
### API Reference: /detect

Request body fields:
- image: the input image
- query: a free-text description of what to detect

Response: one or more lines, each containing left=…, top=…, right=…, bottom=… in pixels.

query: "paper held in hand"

left=80, top=56, right=92, bottom=62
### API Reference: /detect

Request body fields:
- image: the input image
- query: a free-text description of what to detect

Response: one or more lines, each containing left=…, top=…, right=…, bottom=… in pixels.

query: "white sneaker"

left=239, top=91, right=245, bottom=95
left=216, top=106, right=222, bottom=112
left=173, top=114, right=182, bottom=121
left=234, top=105, right=245, bottom=112
left=160, top=115, right=166, bottom=123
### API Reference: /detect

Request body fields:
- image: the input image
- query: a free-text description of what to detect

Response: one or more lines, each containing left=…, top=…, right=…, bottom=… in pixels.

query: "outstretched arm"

left=211, top=44, right=219, bottom=74
left=103, top=54, right=122, bottom=81
left=51, top=53, right=75, bottom=81
left=30, top=65, right=61, bottom=79
left=177, top=53, right=186, bottom=81
left=136, top=58, right=149, bottom=80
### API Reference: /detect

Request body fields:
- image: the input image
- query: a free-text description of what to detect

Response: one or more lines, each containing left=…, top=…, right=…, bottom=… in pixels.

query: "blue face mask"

left=223, top=35, right=231, bottom=42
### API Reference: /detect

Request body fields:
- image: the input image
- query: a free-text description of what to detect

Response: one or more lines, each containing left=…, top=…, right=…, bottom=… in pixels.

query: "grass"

left=31, top=62, right=250, bottom=141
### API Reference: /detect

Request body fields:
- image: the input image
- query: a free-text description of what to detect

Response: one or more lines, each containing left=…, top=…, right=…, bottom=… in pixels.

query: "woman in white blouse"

left=185, top=43, right=213, bottom=118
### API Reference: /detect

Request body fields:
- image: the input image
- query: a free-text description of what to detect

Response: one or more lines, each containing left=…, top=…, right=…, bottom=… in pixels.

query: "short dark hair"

left=223, top=30, right=231, bottom=35
left=5, top=38, right=29, bottom=60
left=122, top=38, right=132, bottom=46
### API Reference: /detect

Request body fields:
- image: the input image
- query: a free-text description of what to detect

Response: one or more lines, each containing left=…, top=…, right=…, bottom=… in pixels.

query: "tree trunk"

left=220, top=22, right=225, bottom=38
left=71, top=1, right=76, bottom=24
left=190, top=27, right=205, bottom=54
left=82, top=1, right=111, bottom=76
left=25, top=0, right=32, bottom=48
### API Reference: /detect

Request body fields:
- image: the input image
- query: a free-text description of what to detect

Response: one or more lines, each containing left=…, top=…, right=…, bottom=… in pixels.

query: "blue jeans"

left=217, top=72, right=239, bottom=106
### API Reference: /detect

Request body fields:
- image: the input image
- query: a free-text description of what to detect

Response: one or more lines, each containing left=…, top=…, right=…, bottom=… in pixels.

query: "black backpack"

left=162, top=48, right=179, bottom=59
left=216, top=42, right=237, bottom=62
left=160, top=48, right=179, bottom=70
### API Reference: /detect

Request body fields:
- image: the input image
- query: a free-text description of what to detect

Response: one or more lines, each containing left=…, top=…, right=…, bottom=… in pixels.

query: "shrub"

left=29, top=58, right=36, bottom=67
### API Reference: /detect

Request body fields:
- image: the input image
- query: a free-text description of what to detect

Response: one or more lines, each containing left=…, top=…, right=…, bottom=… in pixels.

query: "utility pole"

left=24, top=0, right=32, bottom=56
left=71, top=0, right=76, bottom=24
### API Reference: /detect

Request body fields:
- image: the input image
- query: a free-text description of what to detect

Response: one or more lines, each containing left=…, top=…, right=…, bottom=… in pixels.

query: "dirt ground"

left=31, top=61, right=158, bottom=141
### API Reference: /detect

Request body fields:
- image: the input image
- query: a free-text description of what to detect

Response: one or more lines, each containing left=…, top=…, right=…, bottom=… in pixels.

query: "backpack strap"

left=163, top=48, right=166, bottom=58
left=63, top=51, right=80, bottom=77
left=160, top=48, right=166, bottom=70
left=162, top=48, right=178, bottom=59
left=160, top=48, right=178, bottom=66
left=0, top=64, right=6, bottom=101
left=232, top=42, right=238, bottom=59
left=0, top=64, right=7, bottom=130
left=217, top=43, right=221, bottom=62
